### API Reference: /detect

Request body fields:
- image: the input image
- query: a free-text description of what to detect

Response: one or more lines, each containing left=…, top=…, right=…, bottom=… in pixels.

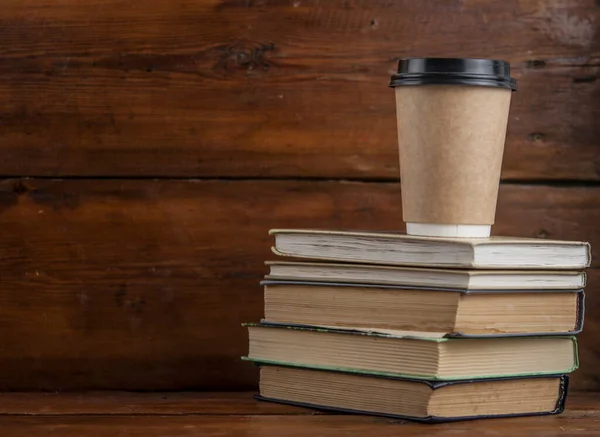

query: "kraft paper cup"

left=389, top=58, right=517, bottom=238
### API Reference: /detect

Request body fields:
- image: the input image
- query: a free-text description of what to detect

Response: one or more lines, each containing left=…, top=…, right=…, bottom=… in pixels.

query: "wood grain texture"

left=0, top=392, right=311, bottom=416
left=0, top=390, right=595, bottom=416
left=0, top=392, right=598, bottom=436
left=0, top=0, right=598, bottom=179
left=0, top=179, right=596, bottom=391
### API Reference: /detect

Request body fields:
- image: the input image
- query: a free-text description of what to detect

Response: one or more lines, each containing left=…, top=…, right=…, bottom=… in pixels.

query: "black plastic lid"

left=389, top=58, right=517, bottom=91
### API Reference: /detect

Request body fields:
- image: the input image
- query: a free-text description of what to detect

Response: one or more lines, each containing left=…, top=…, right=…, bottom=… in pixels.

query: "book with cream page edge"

left=265, top=260, right=587, bottom=290
left=269, top=229, right=592, bottom=269
left=253, top=363, right=569, bottom=422
left=260, top=280, right=585, bottom=337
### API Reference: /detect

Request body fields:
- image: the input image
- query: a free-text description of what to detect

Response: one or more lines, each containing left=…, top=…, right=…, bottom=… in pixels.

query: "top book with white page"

left=269, top=229, right=592, bottom=269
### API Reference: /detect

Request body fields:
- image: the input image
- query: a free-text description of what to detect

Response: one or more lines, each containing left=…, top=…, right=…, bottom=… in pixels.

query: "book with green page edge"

left=243, top=322, right=579, bottom=381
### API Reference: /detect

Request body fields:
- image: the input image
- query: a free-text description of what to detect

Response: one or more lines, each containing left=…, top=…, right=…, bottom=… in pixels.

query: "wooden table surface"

left=0, top=391, right=598, bottom=436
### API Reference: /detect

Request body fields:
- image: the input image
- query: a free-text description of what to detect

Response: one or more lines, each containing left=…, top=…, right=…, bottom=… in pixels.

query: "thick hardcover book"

left=269, top=229, right=592, bottom=269
left=261, top=280, right=585, bottom=337
left=244, top=322, right=579, bottom=380
left=254, top=363, right=569, bottom=422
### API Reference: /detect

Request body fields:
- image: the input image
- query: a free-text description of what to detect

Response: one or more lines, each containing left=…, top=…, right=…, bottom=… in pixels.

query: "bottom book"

left=255, top=364, right=569, bottom=423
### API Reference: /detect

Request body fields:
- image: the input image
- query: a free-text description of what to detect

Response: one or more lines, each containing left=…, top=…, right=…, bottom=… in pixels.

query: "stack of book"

left=244, top=229, right=591, bottom=422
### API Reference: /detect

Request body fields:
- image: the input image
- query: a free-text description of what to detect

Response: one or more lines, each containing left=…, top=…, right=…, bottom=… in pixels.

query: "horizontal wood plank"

left=0, top=392, right=598, bottom=436
left=0, top=179, right=596, bottom=391
left=0, top=416, right=597, bottom=437
left=0, top=391, right=595, bottom=416
left=0, top=392, right=311, bottom=416
left=0, top=0, right=598, bottom=179
left=2, top=0, right=599, bottom=59
left=0, top=393, right=598, bottom=437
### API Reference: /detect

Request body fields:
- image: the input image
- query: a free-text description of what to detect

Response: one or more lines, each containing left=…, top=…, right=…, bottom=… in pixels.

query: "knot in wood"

left=221, top=42, right=274, bottom=73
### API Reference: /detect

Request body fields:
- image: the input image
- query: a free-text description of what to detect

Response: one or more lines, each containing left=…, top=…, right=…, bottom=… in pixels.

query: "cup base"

left=406, top=223, right=491, bottom=238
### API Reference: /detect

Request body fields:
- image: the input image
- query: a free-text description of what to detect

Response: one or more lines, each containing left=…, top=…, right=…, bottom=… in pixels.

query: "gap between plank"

left=0, top=176, right=599, bottom=187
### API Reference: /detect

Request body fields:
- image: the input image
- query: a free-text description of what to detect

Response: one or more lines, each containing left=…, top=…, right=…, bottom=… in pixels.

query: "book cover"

left=253, top=362, right=569, bottom=423
left=260, top=280, right=586, bottom=337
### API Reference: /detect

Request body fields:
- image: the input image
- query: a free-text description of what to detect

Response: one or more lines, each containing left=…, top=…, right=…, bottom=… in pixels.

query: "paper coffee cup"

left=389, top=58, right=517, bottom=238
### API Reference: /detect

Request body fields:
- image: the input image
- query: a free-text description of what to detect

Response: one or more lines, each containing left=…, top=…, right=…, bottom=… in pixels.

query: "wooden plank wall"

left=0, top=0, right=598, bottom=391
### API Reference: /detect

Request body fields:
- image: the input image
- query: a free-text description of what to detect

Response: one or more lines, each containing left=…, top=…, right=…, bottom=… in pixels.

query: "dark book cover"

left=254, top=362, right=569, bottom=423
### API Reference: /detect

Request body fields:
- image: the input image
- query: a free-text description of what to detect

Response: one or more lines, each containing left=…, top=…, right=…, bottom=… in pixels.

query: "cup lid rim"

left=389, top=57, right=517, bottom=91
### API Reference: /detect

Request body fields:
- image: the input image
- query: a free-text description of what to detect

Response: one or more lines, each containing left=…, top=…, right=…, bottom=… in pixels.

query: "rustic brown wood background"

left=0, top=0, right=598, bottom=391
